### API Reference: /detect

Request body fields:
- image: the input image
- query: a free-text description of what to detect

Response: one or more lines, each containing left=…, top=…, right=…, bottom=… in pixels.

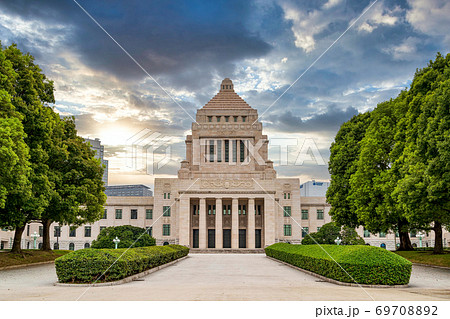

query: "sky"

left=1, top=0, right=449, bottom=189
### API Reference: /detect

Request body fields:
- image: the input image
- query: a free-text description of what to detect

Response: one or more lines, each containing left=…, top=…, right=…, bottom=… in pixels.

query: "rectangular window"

left=163, top=224, right=170, bottom=236
left=208, top=205, right=212, bottom=215
left=217, top=140, right=222, bottom=162
left=100, top=226, right=106, bottom=232
left=223, top=204, right=231, bottom=215
left=54, top=226, right=61, bottom=237
left=288, top=193, right=290, bottom=199
left=363, top=229, right=370, bottom=238
left=284, top=193, right=286, bottom=199
left=209, top=140, right=214, bottom=162
left=239, top=140, right=245, bottom=162
left=301, top=209, right=309, bottom=220
left=379, top=232, right=386, bottom=238
left=69, top=227, right=76, bottom=237
left=208, top=116, right=212, bottom=122
left=317, top=227, right=321, bottom=232
left=217, top=116, right=221, bottom=122
left=39, top=226, right=43, bottom=237
left=233, top=116, right=238, bottom=122
left=232, top=140, right=237, bottom=162
left=27, top=225, right=30, bottom=236
left=242, top=116, right=246, bottom=122
left=224, top=140, right=229, bottom=162
left=164, top=192, right=166, bottom=199
left=317, top=209, right=324, bottom=220
left=302, top=227, right=309, bottom=238
left=163, top=206, right=171, bottom=217
left=84, top=226, right=91, bottom=237
left=167, top=193, right=170, bottom=199
left=102, top=209, right=107, bottom=219
left=115, top=209, right=122, bottom=219
left=146, top=226, right=153, bottom=237
left=284, top=224, right=292, bottom=236
left=225, top=116, right=229, bottom=122
left=192, top=205, right=197, bottom=215
left=131, top=209, right=138, bottom=219
left=283, top=206, right=291, bottom=217
left=146, top=209, right=153, bottom=219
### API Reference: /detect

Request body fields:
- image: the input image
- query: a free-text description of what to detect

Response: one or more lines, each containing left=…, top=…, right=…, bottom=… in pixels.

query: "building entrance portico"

left=187, top=196, right=266, bottom=249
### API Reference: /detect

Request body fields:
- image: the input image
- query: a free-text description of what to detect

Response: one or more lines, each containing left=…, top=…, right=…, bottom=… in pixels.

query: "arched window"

left=54, top=243, right=59, bottom=250
left=380, top=243, right=386, bottom=249
left=69, top=243, right=75, bottom=251
left=412, top=243, right=417, bottom=248
left=84, top=243, right=90, bottom=249
left=27, top=242, right=30, bottom=249
left=163, top=241, right=169, bottom=246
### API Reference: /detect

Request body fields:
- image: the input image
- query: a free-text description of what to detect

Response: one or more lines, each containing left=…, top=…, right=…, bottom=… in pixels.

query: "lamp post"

left=418, top=232, right=425, bottom=248
left=31, top=232, right=40, bottom=249
left=113, top=236, right=120, bottom=249
left=335, top=237, right=342, bottom=245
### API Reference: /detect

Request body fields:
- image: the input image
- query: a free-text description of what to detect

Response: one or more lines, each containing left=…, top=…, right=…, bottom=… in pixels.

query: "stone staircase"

left=189, top=248, right=265, bottom=254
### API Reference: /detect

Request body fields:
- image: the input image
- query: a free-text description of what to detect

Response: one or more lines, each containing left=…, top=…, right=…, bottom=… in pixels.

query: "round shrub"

left=91, top=225, right=155, bottom=249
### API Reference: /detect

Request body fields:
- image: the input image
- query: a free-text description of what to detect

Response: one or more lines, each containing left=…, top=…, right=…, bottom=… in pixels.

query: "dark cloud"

left=0, top=0, right=271, bottom=88
left=268, top=104, right=359, bottom=134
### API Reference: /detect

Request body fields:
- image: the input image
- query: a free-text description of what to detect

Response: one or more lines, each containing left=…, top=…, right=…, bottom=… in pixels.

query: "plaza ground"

left=0, top=254, right=449, bottom=301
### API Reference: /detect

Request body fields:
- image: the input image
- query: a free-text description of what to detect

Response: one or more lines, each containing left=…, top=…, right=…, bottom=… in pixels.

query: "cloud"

left=269, top=104, right=359, bottom=134
left=406, top=0, right=450, bottom=44
left=356, top=2, right=402, bottom=33
left=382, top=36, right=420, bottom=60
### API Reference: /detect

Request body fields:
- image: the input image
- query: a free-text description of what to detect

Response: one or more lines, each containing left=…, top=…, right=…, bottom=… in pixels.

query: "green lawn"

left=0, top=249, right=71, bottom=269
left=394, top=250, right=450, bottom=268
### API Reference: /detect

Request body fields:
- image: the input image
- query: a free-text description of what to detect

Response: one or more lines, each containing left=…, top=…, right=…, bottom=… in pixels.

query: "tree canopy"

left=91, top=225, right=155, bottom=249
left=327, top=53, right=450, bottom=253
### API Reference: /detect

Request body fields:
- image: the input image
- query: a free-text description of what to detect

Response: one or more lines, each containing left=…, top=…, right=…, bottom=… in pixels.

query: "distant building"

left=300, top=180, right=330, bottom=197
left=85, top=138, right=108, bottom=185
left=105, top=185, right=153, bottom=197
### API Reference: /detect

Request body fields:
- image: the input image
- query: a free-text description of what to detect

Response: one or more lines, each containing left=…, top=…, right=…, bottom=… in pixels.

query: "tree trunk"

left=433, top=221, right=443, bottom=254
left=41, top=219, right=52, bottom=251
left=397, top=231, right=414, bottom=251
left=11, top=225, right=25, bottom=254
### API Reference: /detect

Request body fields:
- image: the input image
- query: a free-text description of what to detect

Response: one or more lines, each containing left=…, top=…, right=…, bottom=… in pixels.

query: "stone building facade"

left=1, top=79, right=448, bottom=251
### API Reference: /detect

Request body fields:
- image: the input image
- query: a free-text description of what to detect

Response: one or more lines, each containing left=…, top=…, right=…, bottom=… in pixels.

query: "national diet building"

left=152, top=78, right=308, bottom=249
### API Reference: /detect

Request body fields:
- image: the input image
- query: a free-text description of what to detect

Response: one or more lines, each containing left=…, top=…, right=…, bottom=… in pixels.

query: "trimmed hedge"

left=55, top=245, right=189, bottom=283
left=265, top=243, right=411, bottom=285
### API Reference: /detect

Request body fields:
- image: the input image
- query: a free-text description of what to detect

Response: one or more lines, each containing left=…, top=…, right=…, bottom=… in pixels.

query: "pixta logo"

left=126, top=129, right=174, bottom=175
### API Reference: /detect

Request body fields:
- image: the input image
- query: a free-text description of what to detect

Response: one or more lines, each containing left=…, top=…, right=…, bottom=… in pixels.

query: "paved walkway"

left=0, top=254, right=449, bottom=301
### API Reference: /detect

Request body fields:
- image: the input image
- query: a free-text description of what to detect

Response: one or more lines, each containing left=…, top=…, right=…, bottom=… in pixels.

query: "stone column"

left=264, top=196, right=276, bottom=247
left=178, top=197, right=190, bottom=246
left=215, top=198, right=222, bottom=249
left=247, top=198, right=255, bottom=249
left=232, top=198, right=239, bottom=248
left=199, top=198, right=207, bottom=249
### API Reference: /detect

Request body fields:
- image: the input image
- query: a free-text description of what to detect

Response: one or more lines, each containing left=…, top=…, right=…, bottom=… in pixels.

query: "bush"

left=301, top=222, right=340, bottom=245
left=265, top=243, right=411, bottom=285
left=301, top=222, right=365, bottom=245
left=55, top=244, right=189, bottom=283
left=91, top=225, right=155, bottom=249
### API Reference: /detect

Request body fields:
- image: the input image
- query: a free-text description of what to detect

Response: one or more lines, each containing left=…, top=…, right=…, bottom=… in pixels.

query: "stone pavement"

left=0, top=254, right=448, bottom=301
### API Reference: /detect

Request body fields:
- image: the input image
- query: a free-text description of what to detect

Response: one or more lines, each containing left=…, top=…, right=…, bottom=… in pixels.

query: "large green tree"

left=327, top=112, right=371, bottom=227
left=394, top=53, right=450, bottom=254
left=40, top=117, right=106, bottom=250
left=0, top=43, right=56, bottom=253
left=349, top=99, right=414, bottom=250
